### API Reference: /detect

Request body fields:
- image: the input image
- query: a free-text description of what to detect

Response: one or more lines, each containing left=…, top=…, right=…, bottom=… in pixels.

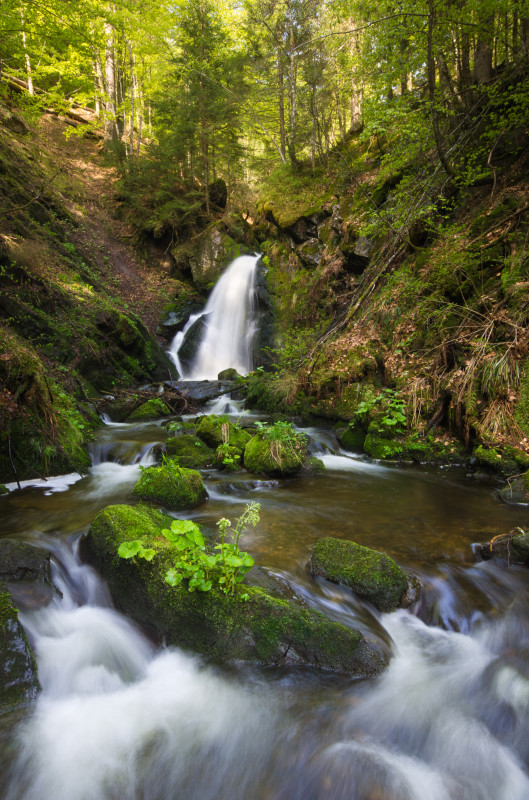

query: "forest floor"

left=37, top=113, right=180, bottom=338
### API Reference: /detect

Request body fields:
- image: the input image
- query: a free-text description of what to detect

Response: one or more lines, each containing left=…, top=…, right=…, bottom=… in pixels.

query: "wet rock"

left=166, top=379, right=238, bottom=403
left=310, top=537, right=410, bottom=612
left=163, top=434, right=215, bottom=469
left=0, top=582, right=40, bottom=711
left=0, top=540, right=51, bottom=584
left=499, top=475, right=529, bottom=505
left=158, top=301, right=203, bottom=340
left=217, top=368, right=241, bottom=381
left=196, top=415, right=251, bottom=450
left=126, top=398, right=171, bottom=421
left=474, top=527, right=529, bottom=565
left=177, top=314, right=210, bottom=373
left=336, top=421, right=367, bottom=452
left=85, top=504, right=386, bottom=676
left=243, top=431, right=307, bottom=477
left=132, top=462, right=207, bottom=511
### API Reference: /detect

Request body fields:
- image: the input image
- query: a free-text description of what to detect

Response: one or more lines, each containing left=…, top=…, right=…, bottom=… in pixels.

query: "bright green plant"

left=162, top=519, right=214, bottom=593
left=118, top=540, right=156, bottom=561
left=215, top=502, right=259, bottom=598
left=116, top=504, right=259, bottom=599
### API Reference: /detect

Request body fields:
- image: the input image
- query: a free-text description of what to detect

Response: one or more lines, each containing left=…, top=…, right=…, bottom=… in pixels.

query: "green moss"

left=214, top=444, right=243, bottom=471
left=132, top=462, right=207, bottom=510
left=164, top=434, right=214, bottom=468
left=196, top=415, right=251, bottom=450
left=337, top=420, right=367, bottom=451
left=0, top=484, right=8, bottom=495
left=311, top=537, right=409, bottom=612
left=85, top=504, right=386, bottom=675
left=127, top=398, right=171, bottom=421
left=243, top=433, right=307, bottom=476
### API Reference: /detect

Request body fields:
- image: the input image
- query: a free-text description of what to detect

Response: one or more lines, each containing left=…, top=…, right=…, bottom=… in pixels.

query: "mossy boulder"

left=132, top=462, right=207, bottom=510
left=300, top=457, right=326, bottom=476
left=0, top=484, right=8, bottom=495
left=311, top=537, right=410, bottom=612
left=215, top=445, right=243, bottom=471
left=164, top=434, right=215, bottom=469
left=217, top=368, right=241, bottom=381
left=0, top=583, right=40, bottom=712
left=85, top=504, right=386, bottom=676
left=127, top=398, right=171, bottom=421
left=243, top=434, right=307, bottom=477
left=336, top=421, right=367, bottom=452
left=196, top=415, right=251, bottom=451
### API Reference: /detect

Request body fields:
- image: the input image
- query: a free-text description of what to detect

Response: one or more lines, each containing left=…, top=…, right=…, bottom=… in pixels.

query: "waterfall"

left=169, top=254, right=260, bottom=380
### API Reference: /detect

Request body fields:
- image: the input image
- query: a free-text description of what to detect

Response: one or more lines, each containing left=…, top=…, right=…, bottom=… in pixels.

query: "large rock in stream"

left=311, top=537, right=412, bottom=613
left=84, top=505, right=386, bottom=676
left=0, top=540, right=52, bottom=711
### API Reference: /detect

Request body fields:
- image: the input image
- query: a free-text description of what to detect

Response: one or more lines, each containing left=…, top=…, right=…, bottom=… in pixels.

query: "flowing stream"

left=2, top=411, right=529, bottom=800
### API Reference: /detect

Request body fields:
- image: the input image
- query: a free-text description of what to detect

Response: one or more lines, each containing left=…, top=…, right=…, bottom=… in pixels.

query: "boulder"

left=499, top=475, right=529, bottom=505
left=158, top=300, right=203, bottom=340
left=177, top=314, right=210, bottom=373
left=475, top=528, right=529, bottom=565
left=310, top=537, right=410, bottom=612
left=127, top=398, right=171, bottom=421
left=217, top=368, right=241, bottom=381
left=132, top=462, right=207, bottom=510
left=0, top=583, right=40, bottom=711
left=163, top=434, right=215, bottom=469
left=84, top=504, right=386, bottom=676
left=196, top=415, right=251, bottom=451
left=243, top=432, right=307, bottom=477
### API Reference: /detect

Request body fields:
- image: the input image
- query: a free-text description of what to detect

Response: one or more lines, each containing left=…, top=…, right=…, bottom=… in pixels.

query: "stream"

left=2, top=406, right=529, bottom=800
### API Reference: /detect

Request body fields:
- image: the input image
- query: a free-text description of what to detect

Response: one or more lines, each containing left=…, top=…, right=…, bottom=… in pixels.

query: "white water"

left=169, top=254, right=259, bottom=379
left=5, top=418, right=529, bottom=798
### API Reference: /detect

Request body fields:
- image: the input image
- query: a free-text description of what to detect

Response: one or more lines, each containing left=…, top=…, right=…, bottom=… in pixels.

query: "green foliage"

left=117, top=504, right=259, bottom=599
left=353, top=388, right=407, bottom=435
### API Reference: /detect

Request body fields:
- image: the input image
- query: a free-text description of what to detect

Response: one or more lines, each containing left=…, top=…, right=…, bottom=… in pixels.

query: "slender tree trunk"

left=277, top=48, right=286, bottom=161
left=93, top=49, right=105, bottom=118
left=428, top=0, right=453, bottom=177
left=104, top=22, right=119, bottom=148
left=127, top=40, right=134, bottom=160
left=19, top=5, right=34, bottom=95
left=287, top=0, right=298, bottom=167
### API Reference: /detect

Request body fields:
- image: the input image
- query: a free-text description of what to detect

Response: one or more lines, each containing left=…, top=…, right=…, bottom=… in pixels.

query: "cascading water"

left=169, top=254, right=260, bottom=379
left=4, top=413, right=529, bottom=798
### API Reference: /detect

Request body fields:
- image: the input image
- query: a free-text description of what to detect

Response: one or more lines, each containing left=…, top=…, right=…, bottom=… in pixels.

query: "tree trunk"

left=428, top=0, right=453, bottom=177
left=473, top=13, right=494, bottom=84
left=104, top=22, right=119, bottom=148
left=277, top=48, right=286, bottom=161
left=19, top=5, right=34, bottom=96
left=287, top=0, right=299, bottom=168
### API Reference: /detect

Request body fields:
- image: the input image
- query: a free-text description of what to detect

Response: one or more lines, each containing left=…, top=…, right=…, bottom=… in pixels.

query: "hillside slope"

left=0, top=101, right=182, bottom=482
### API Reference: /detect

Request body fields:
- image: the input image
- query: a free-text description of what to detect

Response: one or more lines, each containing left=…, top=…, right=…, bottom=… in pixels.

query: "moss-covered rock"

left=217, top=368, right=241, bottom=381
left=0, top=582, right=39, bottom=712
left=196, top=415, right=251, bottom=450
left=243, top=432, right=307, bottom=477
left=300, top=456, right=326, bottom=476
left=215, top=445, right=243, bottom=471
left=164, top=434, right=215, bottom=468
left=85, top=504, right=386, bottom=676
left=132, top=462, right=207, bottom=510
left=336, top=421, right=367, bottom=452
left=311, top=537, right=410, bottom=612
left=127, top=398, right=171, bottom=421
left=0, top=484, right=8, bottom=495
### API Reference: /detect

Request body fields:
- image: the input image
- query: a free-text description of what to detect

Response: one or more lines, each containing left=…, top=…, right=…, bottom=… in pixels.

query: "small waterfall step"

left=165, top=379, right=242, bottom=403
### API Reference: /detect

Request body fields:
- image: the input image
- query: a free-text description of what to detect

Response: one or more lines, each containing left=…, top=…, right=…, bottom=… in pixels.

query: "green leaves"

left=117, top=504, right=258, bottom=599
left=117, top=540, right=156, bottom=561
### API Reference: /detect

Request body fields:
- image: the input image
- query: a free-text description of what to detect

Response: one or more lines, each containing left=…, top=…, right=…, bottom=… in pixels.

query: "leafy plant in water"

left=116, top=504, right=259, bottom=599
left=215, top=502, right=259, bottom=598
